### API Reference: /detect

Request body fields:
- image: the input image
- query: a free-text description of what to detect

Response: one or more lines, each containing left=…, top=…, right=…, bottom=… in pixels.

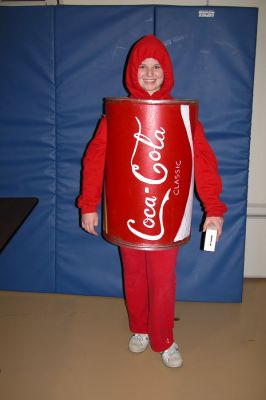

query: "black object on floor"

left=0, top=197, right=38, bottom=252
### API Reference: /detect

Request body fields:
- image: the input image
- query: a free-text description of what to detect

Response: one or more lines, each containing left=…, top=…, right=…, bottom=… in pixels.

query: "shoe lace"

left=134, top=333, right=148, bottom=343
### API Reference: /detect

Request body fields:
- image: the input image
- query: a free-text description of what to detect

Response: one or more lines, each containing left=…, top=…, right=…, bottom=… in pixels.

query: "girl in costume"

left=78, top=35, right=227, bottom=368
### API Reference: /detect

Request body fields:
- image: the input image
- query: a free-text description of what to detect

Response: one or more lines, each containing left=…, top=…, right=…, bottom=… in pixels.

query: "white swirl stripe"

left=174, top=105, right=194, bottom=242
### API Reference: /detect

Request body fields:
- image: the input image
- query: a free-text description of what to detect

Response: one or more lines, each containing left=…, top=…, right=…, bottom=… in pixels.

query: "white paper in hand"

left=204, top=224, right=217, bottom=252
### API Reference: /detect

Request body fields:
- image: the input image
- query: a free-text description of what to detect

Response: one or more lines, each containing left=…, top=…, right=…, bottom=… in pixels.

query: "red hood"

left=125, top=35, right=174, bottom=100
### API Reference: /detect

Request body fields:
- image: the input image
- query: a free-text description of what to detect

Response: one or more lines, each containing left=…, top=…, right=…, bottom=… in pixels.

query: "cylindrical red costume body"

left=103, top=98, right=198, bottom=250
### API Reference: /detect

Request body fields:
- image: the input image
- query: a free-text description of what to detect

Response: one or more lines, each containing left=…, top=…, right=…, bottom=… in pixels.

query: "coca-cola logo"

left=127, top=116, right=171, bottom=241
left=125, top=104, right=194, bottom=243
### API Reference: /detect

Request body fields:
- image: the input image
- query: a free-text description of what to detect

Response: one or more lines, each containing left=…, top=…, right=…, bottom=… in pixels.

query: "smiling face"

left=137, top=58, right=164, bottom=95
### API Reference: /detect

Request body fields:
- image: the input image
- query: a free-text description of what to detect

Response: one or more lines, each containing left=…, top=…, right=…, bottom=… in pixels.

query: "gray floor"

left=0, top=279, right=265, bottom=400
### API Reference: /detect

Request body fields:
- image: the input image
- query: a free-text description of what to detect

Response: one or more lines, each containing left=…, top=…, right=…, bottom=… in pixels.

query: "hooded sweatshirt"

left=125, top=34, right=174, bottom=100
left=78, top=35, right=227, bottom=217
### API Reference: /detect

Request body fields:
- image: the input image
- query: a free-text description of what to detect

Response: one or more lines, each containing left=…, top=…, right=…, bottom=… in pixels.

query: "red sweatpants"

left=120, top=247, right=179, bottom=352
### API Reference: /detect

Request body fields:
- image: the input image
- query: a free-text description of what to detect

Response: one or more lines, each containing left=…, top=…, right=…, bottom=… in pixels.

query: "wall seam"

left=153, top=4, right=157, bottom=36
left=52, top=6, right=58, bottom=293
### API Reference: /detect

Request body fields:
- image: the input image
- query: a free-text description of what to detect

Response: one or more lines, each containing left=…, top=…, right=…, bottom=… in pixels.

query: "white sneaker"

left=161, top=342, right=183, bottom=368
left=128, top=333, right=149, bottom=353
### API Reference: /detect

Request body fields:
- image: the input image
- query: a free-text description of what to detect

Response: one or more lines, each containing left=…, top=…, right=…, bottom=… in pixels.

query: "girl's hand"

left=203, top=216, right=224, bottom=241
left=81, top=212, right=99, bottom=236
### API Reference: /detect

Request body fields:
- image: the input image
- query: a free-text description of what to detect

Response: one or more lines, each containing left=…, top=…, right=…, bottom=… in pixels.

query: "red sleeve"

left=77, top=116, right=107, bottom=214
left=194, top=121, right=227, bottom=217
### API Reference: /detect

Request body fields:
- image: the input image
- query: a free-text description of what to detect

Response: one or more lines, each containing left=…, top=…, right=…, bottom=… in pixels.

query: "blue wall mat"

left=0, top=6, right=257, bottom=301
left=54, top=6, right=154, bottom=295
left=0, top=7, right=56, bottom=292
left=156, top=6, right=258, bottom=301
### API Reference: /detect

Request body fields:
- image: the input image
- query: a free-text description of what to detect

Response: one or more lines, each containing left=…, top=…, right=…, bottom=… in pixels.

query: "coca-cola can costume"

left=103, top=98, right=198, bottom=250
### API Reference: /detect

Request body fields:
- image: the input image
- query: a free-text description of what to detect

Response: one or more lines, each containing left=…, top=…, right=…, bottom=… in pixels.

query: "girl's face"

left=137, top=58, right=164, bottom=95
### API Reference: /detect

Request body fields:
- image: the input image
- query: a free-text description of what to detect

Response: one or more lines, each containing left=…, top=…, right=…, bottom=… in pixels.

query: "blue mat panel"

left=156, top=6, right=258, bottom=301
left=0, top=7, right=56, bottom=292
